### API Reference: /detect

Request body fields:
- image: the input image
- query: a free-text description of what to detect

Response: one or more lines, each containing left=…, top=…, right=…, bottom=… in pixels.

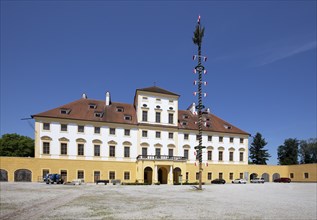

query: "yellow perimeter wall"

left=0, top=157, right=316, bottom=183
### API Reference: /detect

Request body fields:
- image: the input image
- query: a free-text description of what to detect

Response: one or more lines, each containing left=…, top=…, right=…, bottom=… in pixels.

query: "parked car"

left=250, top=178, right=265, bottom=183
left=274, top=177, right=291, bottom=183
left=211, top=179, right=226, bottom=184
left=232, top=179, right=247, bottom=184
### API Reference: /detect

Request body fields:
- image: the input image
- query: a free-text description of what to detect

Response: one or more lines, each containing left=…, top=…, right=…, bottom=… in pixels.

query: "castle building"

left=0, top=86, right=316, bottom=184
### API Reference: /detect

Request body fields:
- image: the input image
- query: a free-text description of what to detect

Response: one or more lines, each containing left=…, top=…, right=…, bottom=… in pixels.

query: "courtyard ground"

left=0, top=182, right=316, bottom=220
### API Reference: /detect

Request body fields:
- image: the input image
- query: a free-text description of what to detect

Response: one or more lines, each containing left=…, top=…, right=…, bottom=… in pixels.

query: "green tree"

left=249, top=132, right=271, bottom=164
left=299, top=138, right=317, bottom=164
left=0, top=133, right=34, bottom=157
left=277, top=138, right=299, bottom=165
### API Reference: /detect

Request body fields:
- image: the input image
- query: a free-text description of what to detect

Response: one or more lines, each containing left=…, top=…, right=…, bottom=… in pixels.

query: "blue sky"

left=1, top=0, right=316, bottom=165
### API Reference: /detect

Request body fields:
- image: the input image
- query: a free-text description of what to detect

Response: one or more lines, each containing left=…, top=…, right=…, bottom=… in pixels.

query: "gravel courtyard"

left=0, top=182, right=316, bottom=220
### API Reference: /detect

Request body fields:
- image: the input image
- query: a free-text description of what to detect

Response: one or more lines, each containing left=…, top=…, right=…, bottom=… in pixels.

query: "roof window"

left=181, top=121, right=188, bottom=126
left=116, top=107, right=124, bottom=112
left=183, top=115, right=189, bottom=119
left=224, top=125, right=232, bottom=129
left=94, top=112, right=103, bottom=118
left=124, top=115, right=132, bottom=120
left=60, top=108, right=71, bottom=115
left=89, top=103, right=97, bottom=109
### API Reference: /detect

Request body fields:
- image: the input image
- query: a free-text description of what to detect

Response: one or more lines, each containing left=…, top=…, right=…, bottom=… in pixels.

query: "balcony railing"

left=136, top=155, right=187, bottom=162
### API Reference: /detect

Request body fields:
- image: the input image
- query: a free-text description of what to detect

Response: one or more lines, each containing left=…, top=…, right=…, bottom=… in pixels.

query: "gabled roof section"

left=32, top=98, right=137, bottom=125
left=136, top=86, right=180, bottom=97
left=178, top=110, right=249, bottom=135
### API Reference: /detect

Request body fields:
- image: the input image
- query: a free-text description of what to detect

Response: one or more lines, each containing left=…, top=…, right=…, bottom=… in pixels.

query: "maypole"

left=192, top=15, right=207, bottom=190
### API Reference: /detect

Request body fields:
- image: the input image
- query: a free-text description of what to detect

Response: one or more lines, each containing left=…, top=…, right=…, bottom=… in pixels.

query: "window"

left=184, top=149, right=189, bottom=159
left=94, top=145, right=100, bottom=156
left=142, top=97, right=148, bottom=100
left=208, top=136, right=212, bottom=142
left=229, top=152, right=234, bottom=161
left=155, top=148, right=161, bottom=157
left=181, top=121, right=188, bottom=126
left=196, top=172, right=199, bottom=180
left=109, top=128, right=115, bottom=135
left=78, top=144, right=84, bottom=156
left=208, top=151, right=212, bottom=161
left=229, top=173, right=233, bottom=180
left=109, top=171, right=115, bottom=180
left=109, top=146, right=115, bottom=157
left=142, top=130, right=148, bottom=138
left=219, top=151, right=223, bottom=161
left=142, top=111, right=148, bottom=122
left=78, top=125, right=84, bottom=133
left=184, top=134, right=189, bottom=140
left=77, top=170, right=84, bottom=179
left=61, top=143, right=67, bottom=155
left=183, top=115, right=189, bottom=119
left=124, top=129, right=130, bottom=136
left=94, top=171, right=100, bottom=182
left=43, top=142, right=50, bottom=154
left=156, top=112, right=161, bottom=123
left=60, top=108, right=71, bottom=114
left=94, top=127, right=100, bottom=134
left=124, top=147, right=130, bottom=158
left=116, top=107, right=124, bottom=112
left=240, top=173, right=244, bottom=179
left=142, top=147, right=147, bottom=156
left=219, top=172, right=223, bottom=179
left=168, top=113, right=173, bottom=124
left=304, top=173, right=309, bottom=179
left=94, top=112, right=103, bottom=118
left=89, top=104, right=96, bottom=109
left=290, top=173, right=294, bottom=179
left=61, top=124, right=67, bottom=132
left=230, top=137, right=234, bottom=143
left=43, top=169, right=49, bottom=179
left=208, top=172, right=212, bottom=180
left=168, top=149, right=173, bottom=157
left=186, top=172, right=189, bottom=181
left=43, top=123, right=50, bottom=130
left=168, top=132, right=173, bottom=139
left=240, top=138, right=244, bottom=144
left=239, top=152, right=244, bottom=162
left=156, top=131, right=161, bottom=138
left=124, top=172, right=130, bottom=180
left=124, top=115, right=132, bottom=120
left=219, top=136, right=223, bottom=142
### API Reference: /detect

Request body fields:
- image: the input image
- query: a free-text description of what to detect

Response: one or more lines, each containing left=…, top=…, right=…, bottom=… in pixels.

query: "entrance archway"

left=0, top=169, right=8, bottom=182
left=158, top=167, right=168, bottom=184
left=144, top=167, right=153, bottom=184
left=262, top=173, right=270, bottom=182
left=272, top=173, right=280, bottom=181
left=14, top=169, right=32, bottom=182
left=173, top=167, right=182, bottom=184
left=250, top=173, right=258, bottom=180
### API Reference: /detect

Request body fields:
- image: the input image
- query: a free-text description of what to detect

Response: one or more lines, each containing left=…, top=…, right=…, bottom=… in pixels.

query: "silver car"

left=250, top=178, right=265, bottom=183
left=232, top=179, right=247, bottom=184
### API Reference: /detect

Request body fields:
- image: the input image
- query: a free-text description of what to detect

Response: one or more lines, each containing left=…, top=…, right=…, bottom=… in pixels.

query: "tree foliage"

left=277, top=138, right=299, bottom=165
left=192, top=24, right=205, bottom=46
left=299, top=138, right=317, bottom=164
left=249, top=132, right=271, bottom=165
left=0, top=133, right=34, bottom=157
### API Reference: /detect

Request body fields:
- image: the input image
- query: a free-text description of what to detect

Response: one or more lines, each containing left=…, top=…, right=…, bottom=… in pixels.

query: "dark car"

left=274, top=177, right=291, bottom=183
left=211, top=178, right=226, bottom=184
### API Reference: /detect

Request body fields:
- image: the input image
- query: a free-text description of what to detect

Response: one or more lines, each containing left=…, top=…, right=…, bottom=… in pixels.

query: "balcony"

left=136, top=155, right=187, bottom=162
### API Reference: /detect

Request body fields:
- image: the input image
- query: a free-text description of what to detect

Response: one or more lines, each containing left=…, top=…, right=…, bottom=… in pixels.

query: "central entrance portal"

left=158, top=167, right=168, bottom=184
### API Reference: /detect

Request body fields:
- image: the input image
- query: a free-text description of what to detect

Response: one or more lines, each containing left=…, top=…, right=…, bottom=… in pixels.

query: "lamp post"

left=192, top=15, right=207, bottom=190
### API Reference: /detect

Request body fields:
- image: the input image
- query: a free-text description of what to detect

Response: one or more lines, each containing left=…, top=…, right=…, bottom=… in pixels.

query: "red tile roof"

left=136, top=86, right=180, bottom=97
left=33, top=98, right=249, bottom=135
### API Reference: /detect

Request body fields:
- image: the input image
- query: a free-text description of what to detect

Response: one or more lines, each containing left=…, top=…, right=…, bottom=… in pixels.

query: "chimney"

left=187, top=102, right=197, bottom=114
left=82, top=93, right=87, bottom=99
left=105, top=91, right=111, bottom=106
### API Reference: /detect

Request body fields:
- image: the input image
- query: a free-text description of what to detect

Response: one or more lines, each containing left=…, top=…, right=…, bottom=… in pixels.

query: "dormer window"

left=94, top=112, right=103, bottom=118
left=89, top=103, right=97, bottom=109
left=182, top=121, right=188, bottom=126
left=183, top=115, right=189, bottom=119
left=116, top=107, right=124, bottom=112
left=60, top=108, right=71, bottom=115
left=224, top=125, right=232, bottom=129
left=124, top=115, right=132, bottom=120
